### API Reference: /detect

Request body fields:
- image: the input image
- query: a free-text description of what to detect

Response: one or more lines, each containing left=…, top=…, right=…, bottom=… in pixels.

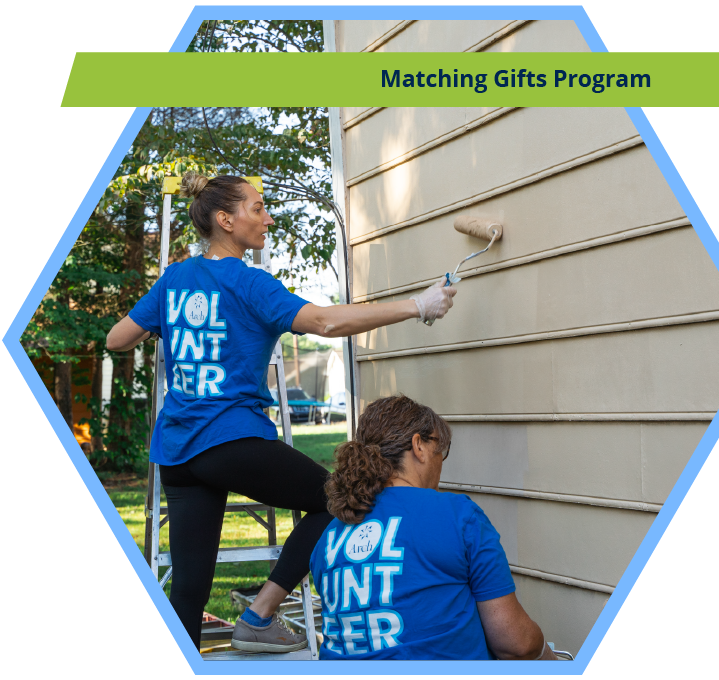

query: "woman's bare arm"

left=291, top=284, right=457, bottom=338
left=107, top=316, right=152, bottom=352
left=109, top=279, right=457, bottom=347
left=291, top=300, right=418, bottom=337
left=477, top=593, right=558, bottom=660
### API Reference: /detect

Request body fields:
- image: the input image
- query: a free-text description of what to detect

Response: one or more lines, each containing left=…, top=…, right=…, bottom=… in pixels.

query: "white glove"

left=411, top=279, right=457, bottom=323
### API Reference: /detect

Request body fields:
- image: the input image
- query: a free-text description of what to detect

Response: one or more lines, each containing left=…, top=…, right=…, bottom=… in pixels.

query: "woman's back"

left=310, top=486, right=515, bottom=660
left=129, top=255, right=308, bottom=465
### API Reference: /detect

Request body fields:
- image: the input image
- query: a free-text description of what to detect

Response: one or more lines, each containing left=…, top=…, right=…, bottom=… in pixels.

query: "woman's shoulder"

left=168, top=256, right=261, bottom=281
left=158, top=258, right=194, bottom=279
left=380, top=486, right=481, bottom=518
left=406, top=491, right=495, bottom=542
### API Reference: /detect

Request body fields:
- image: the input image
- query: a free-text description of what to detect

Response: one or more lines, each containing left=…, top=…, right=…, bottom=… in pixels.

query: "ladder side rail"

left=301, top=574, right=319, bottom=659
left=149, top=341, right=166, bottom=577
left=159, top=192, right=172, bottom=276
left=144, top=341, right=162, bottom=565
left=274, top=342, right=293, bottom=449
left=147, top=191, right=173, bottom=577
left=267, top=506, right=277, bottom=572
left=258, top=244, right=280, bottom=572
left=292, top=506, right=320, bottom=660
left=268, top=351, right=286, bottom=573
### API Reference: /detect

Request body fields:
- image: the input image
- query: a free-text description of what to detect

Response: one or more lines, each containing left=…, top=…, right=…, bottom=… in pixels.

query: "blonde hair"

left=180, top=171, right=250, bottom=239
left=180, top=171, right=209, bottom=198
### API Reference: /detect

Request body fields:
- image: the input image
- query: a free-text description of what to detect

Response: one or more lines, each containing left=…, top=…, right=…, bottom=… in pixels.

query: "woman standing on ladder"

left=106, top=172, right=458, bottom=652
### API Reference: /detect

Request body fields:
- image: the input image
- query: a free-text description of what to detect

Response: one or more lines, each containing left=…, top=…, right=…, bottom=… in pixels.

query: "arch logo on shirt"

left=166, top=288, right=228, bottom=398
left=321, top=517, right=405, bottom=655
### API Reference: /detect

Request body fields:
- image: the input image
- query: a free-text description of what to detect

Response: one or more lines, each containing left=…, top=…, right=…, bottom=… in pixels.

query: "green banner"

left=62, top=52, right=719, bottom=107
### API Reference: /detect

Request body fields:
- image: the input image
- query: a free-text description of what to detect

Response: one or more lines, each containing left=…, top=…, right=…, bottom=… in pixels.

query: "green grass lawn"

left=106, top=422, right=347, bottom=624
left=280, top=421, right=349, bottom=468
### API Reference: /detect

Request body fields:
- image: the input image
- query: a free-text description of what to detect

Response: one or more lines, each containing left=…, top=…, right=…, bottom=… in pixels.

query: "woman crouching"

left=309, top=395, right=558, bottom=660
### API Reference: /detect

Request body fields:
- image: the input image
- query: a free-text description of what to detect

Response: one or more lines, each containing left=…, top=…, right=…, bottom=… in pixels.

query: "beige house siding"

left=327, top=19, right=718, bottom=655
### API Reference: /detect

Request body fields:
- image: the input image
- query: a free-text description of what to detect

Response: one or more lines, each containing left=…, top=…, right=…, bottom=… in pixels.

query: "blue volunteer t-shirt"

left=128, top=256, right=309, bottom=466
left=309, top=487, right=515, bottom=660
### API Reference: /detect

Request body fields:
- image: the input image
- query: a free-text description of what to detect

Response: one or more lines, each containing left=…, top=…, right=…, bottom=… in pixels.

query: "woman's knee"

left=170, top=576, right=214, bottom=607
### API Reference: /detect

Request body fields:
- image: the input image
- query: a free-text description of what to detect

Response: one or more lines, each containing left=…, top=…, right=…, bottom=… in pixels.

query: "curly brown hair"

left=325, top=395, right=451, bottom=524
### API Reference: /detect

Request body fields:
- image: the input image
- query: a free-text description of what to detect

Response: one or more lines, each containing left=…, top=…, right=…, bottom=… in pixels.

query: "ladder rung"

left=203, top=648, right=313, bottom=661
left=159, top=502, right=272, bottom=515
left=158, top=545, right=283, bottom=567
left=225, top=503, right=272, bottom=513
left=202, top=622, right=232, bottom=630
left=201, top=627, right=235, bottom=641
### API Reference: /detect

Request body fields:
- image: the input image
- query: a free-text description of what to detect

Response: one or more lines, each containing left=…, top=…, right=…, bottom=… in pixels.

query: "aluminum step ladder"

left=143, top=176, right=319, bottom=661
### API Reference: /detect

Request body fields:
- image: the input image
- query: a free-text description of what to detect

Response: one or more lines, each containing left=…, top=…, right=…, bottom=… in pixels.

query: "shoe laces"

left=275, top=615, right=295, bottom=635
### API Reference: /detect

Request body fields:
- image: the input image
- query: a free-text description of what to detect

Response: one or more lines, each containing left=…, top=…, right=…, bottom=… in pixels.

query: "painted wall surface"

left=331, top=19, right=719, bottom=656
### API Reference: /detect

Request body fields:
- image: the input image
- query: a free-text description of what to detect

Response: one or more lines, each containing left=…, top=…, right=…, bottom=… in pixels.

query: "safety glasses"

left=425, top=436, right=451, bottom=461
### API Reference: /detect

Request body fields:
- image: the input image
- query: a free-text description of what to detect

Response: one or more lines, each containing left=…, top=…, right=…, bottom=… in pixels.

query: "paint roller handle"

left=411, top=278, right=457, bottom=327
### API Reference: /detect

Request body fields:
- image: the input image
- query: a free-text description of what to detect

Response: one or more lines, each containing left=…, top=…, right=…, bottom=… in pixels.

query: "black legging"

left=159, top=437, right=333, bottom=649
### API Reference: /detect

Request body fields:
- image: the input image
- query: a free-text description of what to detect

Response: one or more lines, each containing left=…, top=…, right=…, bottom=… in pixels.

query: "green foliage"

left=189, top=20, right=325, bottom=55
left=22, top=19, right=336, bottom=472
left=96, top=375, right=149, bottom=471
left=183, top=19, right=335, bottom=285
left=22, top=212, right=127, bottom=363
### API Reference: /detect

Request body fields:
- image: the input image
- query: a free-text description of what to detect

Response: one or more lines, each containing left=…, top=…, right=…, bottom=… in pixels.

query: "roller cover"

left=454, top=215, right=503, bottom=241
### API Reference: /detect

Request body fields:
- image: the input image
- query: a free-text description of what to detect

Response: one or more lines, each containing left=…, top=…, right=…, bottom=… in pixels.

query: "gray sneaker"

left=231, top=613, right=308, bottom=653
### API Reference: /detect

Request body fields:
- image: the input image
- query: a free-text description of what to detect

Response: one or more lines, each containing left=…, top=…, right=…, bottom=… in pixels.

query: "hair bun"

left=180, top=171, right=209, bottom=199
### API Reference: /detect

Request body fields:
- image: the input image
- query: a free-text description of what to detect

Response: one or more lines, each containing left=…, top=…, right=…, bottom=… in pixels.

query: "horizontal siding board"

left=440, top=421, right=704, bottom=504
left=481, top=19, right=589, bottom=54
left=356, top=227, right=719, bottom=356
left=372, top=19, right=520, bottom=53
left=512, top=574, right=608, bottom=656
left=359, top=333, right=556, bottom=415
left=336, top=19, right=404, bottom=53
left=341, top=20, right=589, bottom=127
left=345, top=107, right=505, bottom=181
left=348, top=107, right=639, bottom=241
left=641, top=422, right=708, bottom=504
left=352, top=145, right=685, bottom=300
left=343, top=106, right=376, bottom=128
left=443, top=422, right=643, bottom=500
left=461, top=492, right=656, bottom=586
left=337, top=18, right=705, bottom=659
left=358, top=322, right=719, bottom=415
left=552, top=322, right=719, bottom=413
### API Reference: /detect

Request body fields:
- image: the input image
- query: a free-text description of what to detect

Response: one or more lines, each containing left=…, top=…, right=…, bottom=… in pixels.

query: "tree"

left=22, top=19, right=336, bottom=471
left=22, top=208, right=129, bottom=451
left=185, top=19, right=336, bottom=286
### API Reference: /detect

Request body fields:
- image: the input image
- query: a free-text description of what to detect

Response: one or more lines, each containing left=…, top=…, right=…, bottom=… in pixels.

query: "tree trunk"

left=107, top=349, right=136, bottom=435
left=90, top=341, right=104, bottom=452
left=121, top=198, right=146, bottom=310
left=107, top=198, right=145, bottom=460
left=108, top=358, right=121, bottom=435
left=54, top=361, right=73, bottom=430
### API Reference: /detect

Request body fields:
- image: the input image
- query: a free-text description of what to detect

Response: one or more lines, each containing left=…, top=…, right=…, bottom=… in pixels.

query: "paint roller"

left=423, top=216, right=503, bottom=326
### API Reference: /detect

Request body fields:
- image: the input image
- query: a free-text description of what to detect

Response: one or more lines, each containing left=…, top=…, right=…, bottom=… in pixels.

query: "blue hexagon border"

left=4, top=4, right=718, bottom=675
